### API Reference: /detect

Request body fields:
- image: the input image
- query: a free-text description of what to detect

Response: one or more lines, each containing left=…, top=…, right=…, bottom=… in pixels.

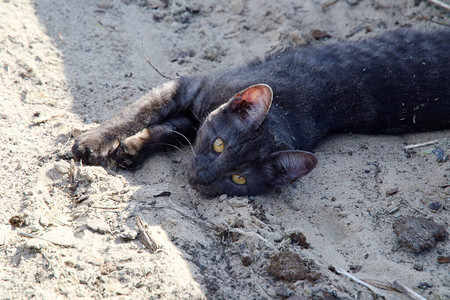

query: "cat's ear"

left=229, top=84, right=273, bottom=129
left=268, top=150, right=318, bottom=186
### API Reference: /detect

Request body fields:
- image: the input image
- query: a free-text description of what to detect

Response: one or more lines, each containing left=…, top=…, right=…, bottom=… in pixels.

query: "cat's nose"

left=195, top=169, right=215, bottom=185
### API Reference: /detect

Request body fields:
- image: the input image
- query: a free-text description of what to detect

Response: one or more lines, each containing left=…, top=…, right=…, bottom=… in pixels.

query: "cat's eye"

left=231, top=174, right=246, bottom=185
left=213, top=138, right=224, bottom=153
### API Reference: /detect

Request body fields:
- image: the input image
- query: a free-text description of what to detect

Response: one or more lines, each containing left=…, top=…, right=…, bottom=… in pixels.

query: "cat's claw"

left=72, top=129, right=120, bottom=166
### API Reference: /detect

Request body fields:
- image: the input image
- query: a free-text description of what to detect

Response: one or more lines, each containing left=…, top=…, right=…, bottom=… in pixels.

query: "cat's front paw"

left=72, top=128, right=120, bottom=166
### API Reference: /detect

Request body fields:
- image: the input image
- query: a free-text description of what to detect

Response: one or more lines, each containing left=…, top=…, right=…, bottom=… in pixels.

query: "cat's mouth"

left=188, top=170, right=220, bottom=196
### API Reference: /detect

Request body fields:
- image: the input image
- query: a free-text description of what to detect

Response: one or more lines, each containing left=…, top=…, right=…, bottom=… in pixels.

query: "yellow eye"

left=231, top=174, right=246, bottom=185
left=213, top=138, right=224, bottom=153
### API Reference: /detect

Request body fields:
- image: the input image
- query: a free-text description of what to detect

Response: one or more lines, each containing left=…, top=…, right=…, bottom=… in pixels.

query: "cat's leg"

left=72, top=80, right=194, bottom=165
left=113, top=115, right=196, bottom=169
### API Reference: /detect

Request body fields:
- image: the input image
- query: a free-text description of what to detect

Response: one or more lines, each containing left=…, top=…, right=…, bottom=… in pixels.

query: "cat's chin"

left=189, top=183, right=219, bottom=197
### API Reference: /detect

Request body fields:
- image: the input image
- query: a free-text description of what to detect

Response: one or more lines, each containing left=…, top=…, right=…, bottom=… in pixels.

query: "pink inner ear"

left=229, top=84, right=273, bottom=127
left=271, top=150, right=318, bottom=186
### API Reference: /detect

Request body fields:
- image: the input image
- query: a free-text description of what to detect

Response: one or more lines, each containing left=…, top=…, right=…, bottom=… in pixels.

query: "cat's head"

left=188, top=84, right=317, bottom=196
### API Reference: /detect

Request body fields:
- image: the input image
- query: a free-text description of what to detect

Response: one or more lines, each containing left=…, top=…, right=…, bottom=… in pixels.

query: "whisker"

left=168, top=129, right=196, bottom=158
left=189, top=108, right=201, bottom=122
left=153, top=143, right=184, bottom=152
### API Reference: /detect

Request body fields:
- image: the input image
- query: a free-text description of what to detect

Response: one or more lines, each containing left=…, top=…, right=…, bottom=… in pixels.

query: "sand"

left=0, top=0, right=448, bottom=299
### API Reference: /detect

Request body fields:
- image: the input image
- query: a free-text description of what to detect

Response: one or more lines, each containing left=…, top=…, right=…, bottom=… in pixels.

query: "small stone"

left=287, top=232, right=310, bottom=249
left=289, top=30, right=308, bottom=46
left=24, top=238, right=49, bottom=251
left=29, top=225, right=40, bottom=232
left=70, top=128, right=83, bottom=138
left=432, top=148, right=448, bottom=163
left=86, top=218, right=110, bottom=234
left=417, top=282, right=433, bottom=290
left=153, top=191, right=171, bottom=197
left=241, top=254, right=253, bottom=267
left=120, top=228, right=138, bottom=241
left=39, top=215, right=51, bottom=227
left=428, top=202, right=442, bottom=211
left=86, top=253, right=105, bottom=266
left=231, top=0, right=245, bottom=14
left=346, top=0, right=361, bottom=5
left=228, top=197, right=248, bottom=207
left=43, top=226, right=77, bottom=247
left=311, top=29, right=331, bottom=40
left=386, top=188, right=399, bottom=196
left=413, top=264, right=423, bottom=271
left=218, top=194, right=228, bottom=201
left=349, top=264, right=362, bottom=273
left=53, top=161, right=69, bottom=174
left=116, top=287, right=131, bottom=295
left=9, top=215, right=25, bottom=227
left=100, top=262, right=117, bottom=275
left=275, top=286, right=294, bottom=298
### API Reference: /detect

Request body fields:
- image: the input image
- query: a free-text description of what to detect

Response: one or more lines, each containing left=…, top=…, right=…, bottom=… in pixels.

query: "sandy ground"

left=1, top=0, right=449, bottom=299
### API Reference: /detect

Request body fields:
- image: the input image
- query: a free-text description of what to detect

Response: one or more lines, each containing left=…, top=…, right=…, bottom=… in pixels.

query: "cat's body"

left=73, top=29, right=450, bottom=196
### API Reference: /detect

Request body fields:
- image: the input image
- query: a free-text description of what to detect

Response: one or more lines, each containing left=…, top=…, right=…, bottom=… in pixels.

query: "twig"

left=136, top=215, right=158, bottom=253
left=437, top=256, right=450, bottom=264
left=404, top=139, right=439, bottom=150
left=17, top=231, right=73, bottom=247
left=141, top=43, right=173, bottom=80
left=227, top=227, right=277, bottom=251
left=141, top=205, right=215, bottom=230
left=427, top=0, right=450, bottom=11
left=69, top=158, right=78, bottom=185
left=361, top=279, right=426, bottom=300
left=31, top=112, right=65, bottom=126
left=322, top=0, right=339, bottom=12
left=391, top=280, right=426, bottom=300
left=91, top=205, right=127, bottom=210
left=334, top=267, right=388, bottom=298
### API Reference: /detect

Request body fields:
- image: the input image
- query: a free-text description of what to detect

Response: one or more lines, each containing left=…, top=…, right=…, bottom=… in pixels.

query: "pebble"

left=43, top=226, right=77, bottom=247
left=385, top=187, right=399, bottom=196
left=228, top=197, right=248, bottom=207
left=231, top=0, right=245, bottom=14
left=53, top=161, right=69, bottom=174
left=428, top=202, right=442, bottom=211
left=39, top=215, right=51, bottom=227
left=24, top=238, right=49, bottom=251
left=289, top=30, right=308, bottom=46
left=346, top=0, right=361, bottom=5
left=70, top=127, right=83, bottom=138
left=86, top=218, right=110, bottom=234
left=120, top=228, right=138, bottom=241
left=241, top=254, right=253, bottom=267
left=275, top=286, right=294, bottom=298
left=311, top=29, right=331, bottom=40
left=29, top=225, right=40, bottom=233
left=218, top=194, right=228, bottom=201
left=86, top=253, right=105, bottom=266
left=417, top=282, right=433, bottom=290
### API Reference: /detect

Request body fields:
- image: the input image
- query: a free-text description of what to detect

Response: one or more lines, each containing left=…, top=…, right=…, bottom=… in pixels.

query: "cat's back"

left=264, top=29, right=450, bottom=72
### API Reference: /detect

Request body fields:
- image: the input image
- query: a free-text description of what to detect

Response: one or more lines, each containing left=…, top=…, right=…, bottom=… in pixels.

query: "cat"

left=72, top=29, right=450, bottom=196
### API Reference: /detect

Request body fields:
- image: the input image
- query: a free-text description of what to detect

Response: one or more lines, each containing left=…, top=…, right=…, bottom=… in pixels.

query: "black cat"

left=72, top=29, right=450, bottom=196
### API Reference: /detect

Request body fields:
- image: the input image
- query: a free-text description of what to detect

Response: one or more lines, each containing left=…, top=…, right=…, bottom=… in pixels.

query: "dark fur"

left=73, top=29, right=450, bottom=196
